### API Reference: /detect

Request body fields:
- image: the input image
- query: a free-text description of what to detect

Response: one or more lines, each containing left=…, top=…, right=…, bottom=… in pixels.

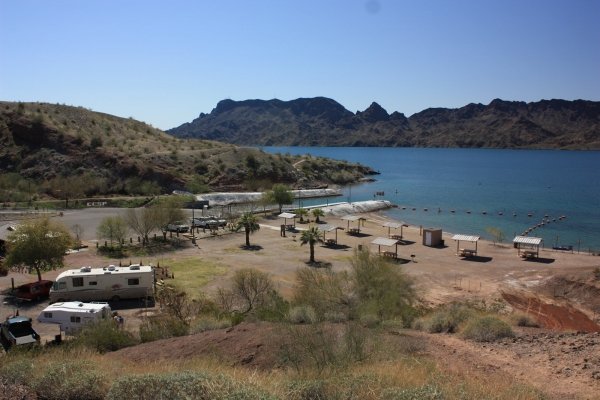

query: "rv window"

left=128, top=278, right=140, bottom=286
left=72, top=277, right=84, bottom=287
left=58, top=281, right=67, bottom=290
left=89, top=281, right=97, bottom=286
left=44, top=312, right=52, bottom=318
left=70, top=316, right=81, bottom=323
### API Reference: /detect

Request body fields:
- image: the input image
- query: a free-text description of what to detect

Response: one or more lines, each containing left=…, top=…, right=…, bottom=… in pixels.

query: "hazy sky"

left=1, top=0, right=599, bottom=130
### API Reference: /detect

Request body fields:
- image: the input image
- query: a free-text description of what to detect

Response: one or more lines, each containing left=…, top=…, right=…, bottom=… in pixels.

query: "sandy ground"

left=2, top=209, right=600, bottom=398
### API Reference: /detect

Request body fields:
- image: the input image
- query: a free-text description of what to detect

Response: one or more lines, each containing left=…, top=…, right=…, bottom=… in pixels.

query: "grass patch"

left=159, top=257, right=228, bottom=296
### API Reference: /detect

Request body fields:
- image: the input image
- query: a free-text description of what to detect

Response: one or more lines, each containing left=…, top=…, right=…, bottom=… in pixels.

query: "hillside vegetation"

left=0, top=101, right=376, bottom=202
left=168, top=97, right=600, bottom=149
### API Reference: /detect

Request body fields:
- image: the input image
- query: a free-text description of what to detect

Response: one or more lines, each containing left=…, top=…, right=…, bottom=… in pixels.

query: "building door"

left=425, top=231, right=432, bottom=246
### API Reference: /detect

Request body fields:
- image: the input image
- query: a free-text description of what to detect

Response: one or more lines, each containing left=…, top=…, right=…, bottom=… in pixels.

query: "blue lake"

left=264, top=147, right=600, bottom=252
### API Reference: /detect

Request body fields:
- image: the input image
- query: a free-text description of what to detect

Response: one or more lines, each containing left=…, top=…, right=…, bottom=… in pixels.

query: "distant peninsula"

left=168, top=97, right=600, bottom=150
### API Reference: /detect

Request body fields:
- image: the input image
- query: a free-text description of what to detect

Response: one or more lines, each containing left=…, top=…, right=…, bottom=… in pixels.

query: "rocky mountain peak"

left=357, top=102, right=389, bottom=122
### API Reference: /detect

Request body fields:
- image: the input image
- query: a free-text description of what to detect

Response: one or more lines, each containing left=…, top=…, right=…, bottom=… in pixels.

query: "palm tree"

left=295, top=208, right=308, bottom=223
left=311, top=208, right=325, bottom=223
left=235, top=212, right=260, bottom=247
left=300, top=226, right=322, bottom=263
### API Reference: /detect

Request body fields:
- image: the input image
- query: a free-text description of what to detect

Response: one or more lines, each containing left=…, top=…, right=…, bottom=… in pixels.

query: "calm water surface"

left=264, top=147, right=600, bottom=251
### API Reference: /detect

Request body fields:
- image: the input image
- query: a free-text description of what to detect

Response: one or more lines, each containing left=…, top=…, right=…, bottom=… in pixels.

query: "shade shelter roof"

left=371, top=236, right=399, bottom=258
left=320, top=224, right=343, bottom=232
left=451, top=234, right=480, bottom=242
left=278, top=212, right=296, bottom=219
left=513, top=236, right=543, bottom=245
left=452, top=234, right=480, bottom=257
left=371, top=237, right=399, bottom=247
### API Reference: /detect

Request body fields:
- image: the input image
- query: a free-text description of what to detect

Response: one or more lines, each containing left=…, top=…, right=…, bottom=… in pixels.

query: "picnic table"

left=348, top=228, right=360, bottom=235
left=458, top=248, right=477, bottom=257
left=390, top=234, right=403, bottom=240
left=520, top=250, right=537, bottom=259
left=325, top=239, right=337, bottom=246
left=382, top=251, right=397, bottom=259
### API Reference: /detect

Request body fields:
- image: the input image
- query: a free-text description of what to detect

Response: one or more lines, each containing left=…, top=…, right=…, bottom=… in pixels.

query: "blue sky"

left=1, top=0, right=599, bottom=130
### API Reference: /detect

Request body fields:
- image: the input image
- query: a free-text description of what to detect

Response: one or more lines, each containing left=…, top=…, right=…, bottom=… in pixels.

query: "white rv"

left=49, top=264, right=154, bottom=303
left=37, top=301, right=112, bottom=335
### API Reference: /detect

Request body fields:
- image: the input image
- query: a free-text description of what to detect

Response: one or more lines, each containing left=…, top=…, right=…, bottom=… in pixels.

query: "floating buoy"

left=466, top=210, right=471, bottom=214
left=424, top=208, right=428, bottom=211
left=498, top=212, right=503, bottom=216
left=482, top=211, right=487, bottom=215
left=528, top=213, right=533, bottom=217
left=450, top=210, right=455, bottom=213
left=412, top=207, right=416, bottom=211
left=513, top=213, right=517, bottom=217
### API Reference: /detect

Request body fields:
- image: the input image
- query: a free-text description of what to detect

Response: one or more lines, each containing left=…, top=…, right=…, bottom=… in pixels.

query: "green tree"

left=311, top=208, right=325, bottom=223
left=97, top=216, right=128, bottom=247
left=264, top=184, right=294, bottom=213
left=300, top=226, right=322, bottom=263
left=5, top=217, right=73, bottom=281
left=235, top=212, right=260, bottom=247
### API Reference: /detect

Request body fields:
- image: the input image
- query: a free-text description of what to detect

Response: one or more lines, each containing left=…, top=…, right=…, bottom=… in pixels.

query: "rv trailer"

left=38, top=301, right=112, bottom=335
left=49, top=264, right=154, bottom=303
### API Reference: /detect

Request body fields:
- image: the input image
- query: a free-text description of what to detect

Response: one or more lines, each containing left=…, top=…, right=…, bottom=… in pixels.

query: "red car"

left=13, top=280, right=53, bottom=301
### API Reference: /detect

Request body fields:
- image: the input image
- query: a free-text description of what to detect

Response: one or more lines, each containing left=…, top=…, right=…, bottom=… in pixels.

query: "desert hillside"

left=168, top=97, right=600, bottom=149
left=0, top=101, right=376, bottom=201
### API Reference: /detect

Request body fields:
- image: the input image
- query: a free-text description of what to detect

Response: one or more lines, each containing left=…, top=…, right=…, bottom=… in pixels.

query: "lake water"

left=264, top=147, right=600, bottom=252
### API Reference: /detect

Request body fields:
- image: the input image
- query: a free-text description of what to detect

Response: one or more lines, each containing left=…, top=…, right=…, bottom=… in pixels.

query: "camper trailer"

left=37, top=301, right=112, bottom=335
left=49, top=264, right=154, bottom=303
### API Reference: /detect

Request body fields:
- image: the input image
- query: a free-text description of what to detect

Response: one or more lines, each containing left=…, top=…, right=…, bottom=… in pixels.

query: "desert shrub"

left=106, top=371, right=274, bottom=400
left=461, top=316, right=514, bottom=342
left=71, top=318, right=137, bottom=352
left=359, top=313, right=380, bottom=328
left=279, top=322, right=371, bottom=373
left=292, top=267, right=355, bottom=320
left=288, top=305, right=318, bottom=324
left=190, top=316, right=232, bottom=334
left=417, top=304, right=475, bottom=333
left=0, top=358, right=34, bottom=385
left=511, top=313, right=540, bottom=327
left=32, top=360, right=107, bottom=400
left=139, top=315, right=189, bottom=343
left=323, top=311, right=347, bottom=323
left=351, top=249, right=416, bottom=322
left=217, top=269, right=277, bottom=316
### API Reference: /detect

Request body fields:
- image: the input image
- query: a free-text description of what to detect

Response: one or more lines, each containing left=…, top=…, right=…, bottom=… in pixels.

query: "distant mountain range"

left=168, top=97, right=600, bottom=149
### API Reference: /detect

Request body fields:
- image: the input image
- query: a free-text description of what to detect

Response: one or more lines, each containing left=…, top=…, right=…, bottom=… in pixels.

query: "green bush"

left=71, top=318, right=137, bottom=352
left=461, top=316, right=514, bottom=342
left=359, top=313, right=380, bottom=328
left=139, top=315, right=189, bottom=343
left=106, top=371, right=275, bottom=400
left=288, top=305, right=318, bottom=324
left=32, top=360, right=107, bottom=400
left=417, top=304, right=475, bottom=333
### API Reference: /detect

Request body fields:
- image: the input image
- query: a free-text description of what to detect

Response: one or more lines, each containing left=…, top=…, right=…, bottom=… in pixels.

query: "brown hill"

left=0, top=102, right=376, bottom=200
left=168, top=97, right=600, bottom=149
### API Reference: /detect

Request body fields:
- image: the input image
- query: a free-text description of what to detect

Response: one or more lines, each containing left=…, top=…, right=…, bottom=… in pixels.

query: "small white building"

left=38, top=301, right=112, bottom=335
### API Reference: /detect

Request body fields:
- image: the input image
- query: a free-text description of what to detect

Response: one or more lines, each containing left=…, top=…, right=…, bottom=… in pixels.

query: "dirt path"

left=416, top=328, right=600, bottom=400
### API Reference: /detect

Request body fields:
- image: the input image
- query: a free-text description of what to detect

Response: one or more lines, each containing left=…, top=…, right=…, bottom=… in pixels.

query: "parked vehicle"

left=50, top=264, right=154, bottom=303
left=38, top=301, right=112, bottom=335
left=13, top=280, right=53, bottom=301
left=164, top=222, right=189, bottom=233
left=1, top=316, right=40, bottom=351
left=191, top=216, right=227, bottom=228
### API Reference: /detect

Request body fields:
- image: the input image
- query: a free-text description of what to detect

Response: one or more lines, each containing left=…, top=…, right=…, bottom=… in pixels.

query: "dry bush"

left=461, top=316, right=515, bottom=342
